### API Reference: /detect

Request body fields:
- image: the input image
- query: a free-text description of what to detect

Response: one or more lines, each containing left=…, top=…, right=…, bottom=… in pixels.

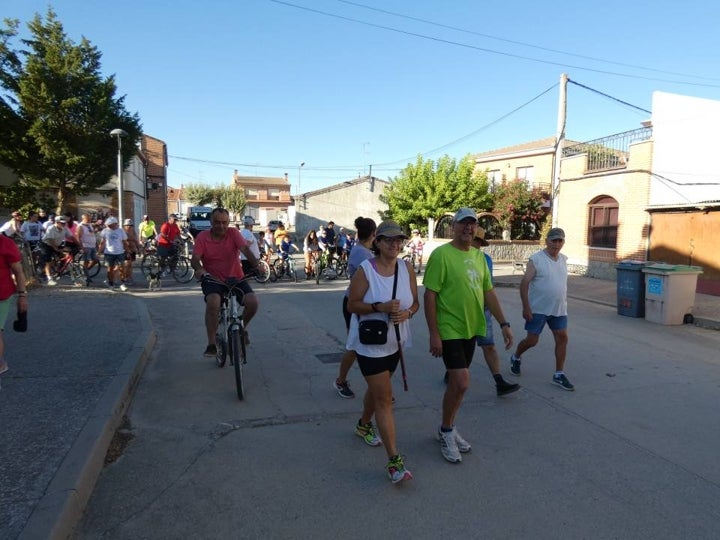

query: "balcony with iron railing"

left=562, top=126, right=652, bottom=172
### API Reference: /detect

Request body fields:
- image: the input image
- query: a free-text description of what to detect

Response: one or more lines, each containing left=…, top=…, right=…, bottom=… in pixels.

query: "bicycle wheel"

left=173, top=256, right=195, bottom=283
left=141, top=254, right=160, bottom=277
left=336, top=261, right=348, bottom=279
left=288, top=261, right=297, bottom=283
left=269, top=266, right=278, bottom=282
left=230, top=327, right=245, bottom=400
left=314, top=261, right=321, bottom=284
left=254, top=260, right=270, bottom=283
left=272, top=258, right=285, bottom=279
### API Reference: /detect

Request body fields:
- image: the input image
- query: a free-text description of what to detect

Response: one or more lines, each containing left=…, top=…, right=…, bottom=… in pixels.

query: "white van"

left=187, top=206, right=213, bottom=236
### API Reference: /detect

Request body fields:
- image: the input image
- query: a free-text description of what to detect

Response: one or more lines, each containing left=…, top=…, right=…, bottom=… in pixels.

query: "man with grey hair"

left=509, top=227, right=574, bottom=391
left=424, top=207, right=514, bottom=464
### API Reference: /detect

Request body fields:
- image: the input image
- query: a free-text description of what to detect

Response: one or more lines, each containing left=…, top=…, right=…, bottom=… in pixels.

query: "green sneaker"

left=387, top=454, right=413, bottom=484
left=355, top=420, right=382, bottom=447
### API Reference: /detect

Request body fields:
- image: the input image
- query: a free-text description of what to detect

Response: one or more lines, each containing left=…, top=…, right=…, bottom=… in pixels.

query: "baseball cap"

left=547, top=227, right=566, bottom=240
left=55, top=216, right=67, bottom=224
left=242, top=216, right=255, bottom=225
left=375, top=220, right=408, bottom=239
left=454, top=207, right=477, bottom=222
left=411, top=228, right=419, bottom=234
left=106, top=217, right=119, bottom=226
left=169, top=213, right=177, bottom=219
left=473, top=226, right=489, bottom=246
left=124, top=218, right=134, bottom=226
left=143, top=214, right=149, bottom=219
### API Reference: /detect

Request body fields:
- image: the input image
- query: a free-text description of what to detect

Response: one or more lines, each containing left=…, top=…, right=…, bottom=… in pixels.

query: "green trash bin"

left=616, top=260, right=645, bottom=317
left=642, top=264, right=703, bottom=325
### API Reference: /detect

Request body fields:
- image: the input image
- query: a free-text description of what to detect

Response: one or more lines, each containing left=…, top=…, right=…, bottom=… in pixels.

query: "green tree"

left=381, top=154, right=492, bottom=230
left=183, top=183, right=214, bottom=205
left=491, top=179, right=548, bottom=240
left=0, top=9, right=142, bottom=212
left=221, top=186, right=246, bottom=217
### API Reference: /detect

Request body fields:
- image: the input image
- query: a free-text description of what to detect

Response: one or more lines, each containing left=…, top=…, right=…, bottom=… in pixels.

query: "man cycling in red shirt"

left=157, top=214, right=181, bottom=274
left=191, top=208, right=260, bottom=357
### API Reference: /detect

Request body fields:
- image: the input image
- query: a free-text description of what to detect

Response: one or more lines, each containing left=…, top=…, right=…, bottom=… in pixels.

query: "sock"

left=555, top=371, right=564, bottom=376
left=440, top=425, right=453, bottom=433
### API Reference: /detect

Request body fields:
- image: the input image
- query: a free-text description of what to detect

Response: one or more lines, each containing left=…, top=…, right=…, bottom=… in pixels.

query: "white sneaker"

left=119, top=284, right=128, bottom=292
left=454, top=427, right=472, bottom=453
left=437, top=428, right=462, bottom=463
left=47, top=278, right=57, bottom=286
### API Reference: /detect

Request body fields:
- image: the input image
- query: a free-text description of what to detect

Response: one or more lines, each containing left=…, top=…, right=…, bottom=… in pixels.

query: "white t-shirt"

left=100, top=227, right=127, bottom=254
left=21, top=221, right=43, bottom=241
left=240, top=228, right=259, bottom=260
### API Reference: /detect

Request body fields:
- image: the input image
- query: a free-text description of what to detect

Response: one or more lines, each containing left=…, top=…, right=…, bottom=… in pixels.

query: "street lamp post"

left=298, top=161, right=305, bottom=197
left=110, top=128, right=128, bottom=223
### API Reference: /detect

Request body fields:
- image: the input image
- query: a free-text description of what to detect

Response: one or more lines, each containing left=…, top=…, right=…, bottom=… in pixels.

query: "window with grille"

left=588, top=196, right=618, bottom=248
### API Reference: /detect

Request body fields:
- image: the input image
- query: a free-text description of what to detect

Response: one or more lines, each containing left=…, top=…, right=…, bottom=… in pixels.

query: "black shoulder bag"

left=358, top=262, right=399, bottom=345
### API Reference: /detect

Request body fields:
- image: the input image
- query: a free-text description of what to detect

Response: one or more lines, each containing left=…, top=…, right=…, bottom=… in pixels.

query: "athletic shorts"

left=104, top=253, right=126, bottom=267
left=201, top=278, right=254, bottom=305
left=0, top=297, right=11, bottom=329
left=442, top=338, right=476, bottom=370
left=525, top=314, right=568, bottom=335
left=81, top=247, right=97, bottom=262
left=156, top=244, right=177, bottom=258
left=356, top=350, right=400, bottom=377
left=342, top=295, right=351, bottom=331
left=476, top=309, right=494, bottom=347
left=126, top=252, right=137, bottom=262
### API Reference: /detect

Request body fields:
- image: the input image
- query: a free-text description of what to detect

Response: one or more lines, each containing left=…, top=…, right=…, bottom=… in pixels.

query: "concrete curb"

left=18, top=297, right=157, bottom=540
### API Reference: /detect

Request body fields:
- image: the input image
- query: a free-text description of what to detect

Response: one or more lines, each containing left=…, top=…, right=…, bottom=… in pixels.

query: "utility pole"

left=551, top=73, right=568, bottom=228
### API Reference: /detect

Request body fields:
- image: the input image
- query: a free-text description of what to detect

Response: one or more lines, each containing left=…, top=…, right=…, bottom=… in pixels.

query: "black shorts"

left=356, top=350, right=400, bottom=377
left=342, top=295, right=351, bottom=331
left=156, top=244, right=177, bottom=258
left=241, top=260, right=255, bottom=276
left=201, top=278, right=254, bottom=304
left=442, top=338, right=476, bottom=370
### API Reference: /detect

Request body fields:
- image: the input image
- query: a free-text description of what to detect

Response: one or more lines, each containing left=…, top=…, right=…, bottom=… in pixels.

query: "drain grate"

left=316, top=352, right=344, bottom=364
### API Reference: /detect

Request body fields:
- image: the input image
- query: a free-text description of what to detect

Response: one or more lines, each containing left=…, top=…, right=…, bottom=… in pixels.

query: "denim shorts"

left=524, top=314, right=568, bottom=335
left=476, top=309, right=494, bottom=347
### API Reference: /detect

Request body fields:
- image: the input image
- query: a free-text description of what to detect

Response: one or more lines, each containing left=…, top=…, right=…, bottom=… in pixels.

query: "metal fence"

left=562, top=126, right=653, bottom=172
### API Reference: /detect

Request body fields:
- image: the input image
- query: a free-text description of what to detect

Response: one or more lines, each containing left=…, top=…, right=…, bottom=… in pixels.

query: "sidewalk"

left=491, top=263, right=720, bottom=330
left=0, top=286, right=156, bottom=540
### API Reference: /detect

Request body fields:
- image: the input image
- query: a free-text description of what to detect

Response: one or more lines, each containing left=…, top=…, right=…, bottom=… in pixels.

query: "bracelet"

left=371, top=302, right=381, bottom=312
left=500, top=322, right=511, bottom=328
left=407, top=309, right=414, bottom=319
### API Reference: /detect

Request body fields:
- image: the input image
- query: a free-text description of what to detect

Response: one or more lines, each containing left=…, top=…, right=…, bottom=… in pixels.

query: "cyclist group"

left=2, top=209, right=191, bottom=290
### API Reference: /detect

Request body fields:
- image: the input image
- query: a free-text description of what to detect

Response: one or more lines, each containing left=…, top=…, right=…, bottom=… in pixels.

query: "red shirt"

left=194, top=227, right=248, bottom=281
left=158, top=221, right=181, bottom=247
left=0, top=234, right=21, bottom=301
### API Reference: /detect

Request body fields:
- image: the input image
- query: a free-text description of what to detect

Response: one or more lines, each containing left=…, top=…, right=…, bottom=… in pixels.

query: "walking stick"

left=394, top=322, right=408, bottom=391
left=390, top=260, right=408, bottom=391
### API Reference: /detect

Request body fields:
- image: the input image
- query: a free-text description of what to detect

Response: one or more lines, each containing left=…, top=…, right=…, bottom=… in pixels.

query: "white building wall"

left=651, top=91, right=720, bottom=205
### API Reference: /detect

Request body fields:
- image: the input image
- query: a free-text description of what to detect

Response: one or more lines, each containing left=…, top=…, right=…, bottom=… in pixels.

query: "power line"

left=336, top=0, right=720, bottom=82
left=268, top=0, right=720, bottom=88
left=569, top=79, right=652, bottom=114
left=374, top=83, right=558, bottom=166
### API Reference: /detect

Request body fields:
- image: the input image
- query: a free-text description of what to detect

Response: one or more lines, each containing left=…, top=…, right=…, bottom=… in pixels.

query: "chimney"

left=284, top=173, right=288, bottom=181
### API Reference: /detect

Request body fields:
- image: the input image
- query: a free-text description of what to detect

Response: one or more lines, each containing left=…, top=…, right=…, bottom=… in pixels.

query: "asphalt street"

left=3, top=264, right=720, bottom=539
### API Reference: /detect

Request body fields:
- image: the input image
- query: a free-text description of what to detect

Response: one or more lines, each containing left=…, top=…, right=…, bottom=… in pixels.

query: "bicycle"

left=203, top=275, right=248, bottom=400
left=313, top=250, right=337, bottom=284
left=402, top=245, right=422, bottom=274
left=252, top=259, right=272, bottom=283
left=272, top=254, right=298, bottom=282
left=140, top=247, right=195, bottom=283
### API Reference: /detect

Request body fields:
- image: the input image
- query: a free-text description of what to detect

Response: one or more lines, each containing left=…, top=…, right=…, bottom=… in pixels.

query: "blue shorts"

left=82, top=247, right=97, bottom=262
left=105, top=253, right=126, bottom=268
left=476, top=309, right=494, bottom=347
left=525, top=314, right=568, bottom=335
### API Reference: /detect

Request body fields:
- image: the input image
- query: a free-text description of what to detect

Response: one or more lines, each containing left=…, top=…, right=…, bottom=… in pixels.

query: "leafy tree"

left=221, top=186, right=246, bottom=217
left=183, top=183, right=214, bottom=205
left=0, top=9, right=142, bottom=212
left=491, top=179, right=548, bottom=240
left=0, top=180, right=55, bottom=215
left=381, top=154, right=492, bottom=230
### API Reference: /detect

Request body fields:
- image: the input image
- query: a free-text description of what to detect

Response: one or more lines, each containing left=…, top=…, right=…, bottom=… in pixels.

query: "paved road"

left=73, top=278, right=720, bottom=539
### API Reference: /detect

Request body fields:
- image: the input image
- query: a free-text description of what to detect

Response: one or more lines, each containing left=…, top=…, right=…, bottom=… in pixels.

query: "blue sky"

left=5, top=0, right=720, bottom=193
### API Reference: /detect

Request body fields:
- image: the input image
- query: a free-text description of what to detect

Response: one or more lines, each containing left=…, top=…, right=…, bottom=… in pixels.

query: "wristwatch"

left=499, top=322, right=511, bottom=328
left=371, top=302, right=381, bottom=312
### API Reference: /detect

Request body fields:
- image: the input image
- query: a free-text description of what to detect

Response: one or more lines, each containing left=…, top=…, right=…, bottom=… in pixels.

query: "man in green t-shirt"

left=423, top=207, right=514, bottom=464
left=138, top=214, right=158, bottom=249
